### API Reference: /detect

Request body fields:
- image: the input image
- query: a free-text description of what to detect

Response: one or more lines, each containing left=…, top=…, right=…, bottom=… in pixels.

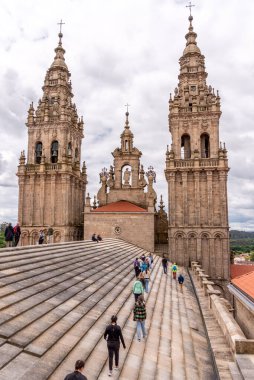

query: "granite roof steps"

left=0, top=239, right=232, bottom=379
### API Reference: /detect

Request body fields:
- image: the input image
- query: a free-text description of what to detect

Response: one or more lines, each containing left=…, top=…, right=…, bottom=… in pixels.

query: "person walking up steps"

left=133, top=295, right=146, bottom=341
left=178, top=273, right=184, bottom=291
left=64, top=359, right=88, bottom=380
left=171, top=262, right=178, bottom=279
left=143, top=268, right=150, bottom=293
left=162, top=256, right=168, bottom=274
left=133, top=258, right=141, bottom=278
left=133, top=277, right=144, bottom=301
left=104, top=315, right=126, bottom=377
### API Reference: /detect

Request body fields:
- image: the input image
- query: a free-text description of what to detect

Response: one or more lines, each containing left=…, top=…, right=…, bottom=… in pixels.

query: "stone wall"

left=234, top=297, right=254, bottom=339
left=84, top=212, right=154, bottom=252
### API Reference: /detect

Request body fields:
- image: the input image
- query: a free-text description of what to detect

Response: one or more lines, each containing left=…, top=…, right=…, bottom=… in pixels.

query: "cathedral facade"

left=17, top=12, right=230, bottom=282
left=17, top=32, right=87, bottom=245
left=165, top=14, right=230, bottom=281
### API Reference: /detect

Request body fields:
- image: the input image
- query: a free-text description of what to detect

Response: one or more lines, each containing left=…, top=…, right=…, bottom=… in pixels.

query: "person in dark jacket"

left=4, top=223, right=14, bottom=247
left=178, top=273, right=184, bottom=291
left=13, top=223, right=21, bottom=247
left=91, top=233, right=98, bottom=242
left=64, top=359, right=88, bottom=380
left=162, top=256, right=168, bottom=274
left=104, top=315, right=126, bottom=377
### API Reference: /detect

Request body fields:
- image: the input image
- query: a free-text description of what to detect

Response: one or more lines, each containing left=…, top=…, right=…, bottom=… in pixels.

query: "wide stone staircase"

left=0, top=239, right=236, bottom=379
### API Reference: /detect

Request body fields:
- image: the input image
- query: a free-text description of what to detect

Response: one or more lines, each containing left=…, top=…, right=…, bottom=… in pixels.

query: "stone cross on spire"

left=57, top=19, right=65, bottom=44
left=125, top=103, right=130, bottom=113
left=186, top=1, right=195, bottom=16
left=57, top=19, right=65, bottom=34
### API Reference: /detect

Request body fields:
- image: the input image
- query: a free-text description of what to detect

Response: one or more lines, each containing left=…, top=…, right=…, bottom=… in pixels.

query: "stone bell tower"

left=17, top=29, right=87, bottom=245
left=84, top=110, right=157, bottom=252
left=165, top=13, right=230, bottom=281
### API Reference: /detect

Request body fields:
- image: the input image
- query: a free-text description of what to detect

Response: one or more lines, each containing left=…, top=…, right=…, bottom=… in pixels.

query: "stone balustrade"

left=191, top=261, right=254, bottom=356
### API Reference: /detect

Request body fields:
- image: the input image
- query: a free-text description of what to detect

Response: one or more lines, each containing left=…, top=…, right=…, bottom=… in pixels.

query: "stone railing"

left=191, top=261, right=254, bottom=355
left=173, top=158, right=219, bottom=169
left=45, top=163, right=62, bottom=171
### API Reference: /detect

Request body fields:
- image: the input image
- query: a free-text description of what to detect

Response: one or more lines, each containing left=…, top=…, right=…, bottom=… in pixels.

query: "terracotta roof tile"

left=92, top=201, right=147, bottom=213
left=231, top=271, right=254, bottom=301
left=230, top=264, right=254, bottom=279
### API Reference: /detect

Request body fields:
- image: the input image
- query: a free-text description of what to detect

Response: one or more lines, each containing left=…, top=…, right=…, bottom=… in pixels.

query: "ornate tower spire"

left=17, top=25, right=86, bottom=246
left=120, top=108, right=134, bottom=153
left=165, top=7, right=230, bottom=282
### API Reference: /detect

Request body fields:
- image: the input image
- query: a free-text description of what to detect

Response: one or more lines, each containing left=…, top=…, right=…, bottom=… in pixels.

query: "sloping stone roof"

left=92, top=200, right=147, bottom=213
left=0, top=239, right=226, bottom=379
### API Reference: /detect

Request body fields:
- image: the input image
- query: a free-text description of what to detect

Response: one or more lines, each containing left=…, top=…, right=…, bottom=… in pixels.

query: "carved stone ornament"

left=114, top=226, right=121, bottom=235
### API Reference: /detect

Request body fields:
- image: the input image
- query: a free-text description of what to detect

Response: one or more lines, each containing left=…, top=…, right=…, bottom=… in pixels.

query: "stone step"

left=96, top=258, right=161, bottom=380
left=137, top=266, right=167, bottom=379
left=23, top=252, right=140, bottom=356
left=0, top=343, right=22, bottom=370
left=170, top=274, right=186, bottom=380
left=0, top=239, right=124, bottom=272
left=155, top=273, right=171, bottom=380
left=0, top=241, right=125, bottom=288
left=18, top=246, right=151, bottom=379
left=50, top=257, right=160, bottom=380
left=118, top=258, right=164, bottom=380
left=0, top=245, right=142, bottom=339
left=181, top=271, right=214, bottom=379
left=178, top=270, right=200, bottom=379
left=0, top=243, right=130, bottom=298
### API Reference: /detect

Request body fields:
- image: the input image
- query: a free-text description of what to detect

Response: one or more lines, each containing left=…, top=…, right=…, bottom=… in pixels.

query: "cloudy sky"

left=0, top=0, right=253, bottom=231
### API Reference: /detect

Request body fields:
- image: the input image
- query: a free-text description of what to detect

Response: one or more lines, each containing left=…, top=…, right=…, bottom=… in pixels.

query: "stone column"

left=207, top=171, right=213, bottom=226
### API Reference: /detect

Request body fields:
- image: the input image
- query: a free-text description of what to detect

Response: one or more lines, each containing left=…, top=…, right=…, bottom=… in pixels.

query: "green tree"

left=250, top=252, right=254, bottom=261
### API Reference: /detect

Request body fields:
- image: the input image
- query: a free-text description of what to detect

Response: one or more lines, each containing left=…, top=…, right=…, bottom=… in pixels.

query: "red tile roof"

left=231, top=271, right=254, bottom=301
left=230, top=264, right=254, bottom=279
left=92, top=201, right=147, bottom=213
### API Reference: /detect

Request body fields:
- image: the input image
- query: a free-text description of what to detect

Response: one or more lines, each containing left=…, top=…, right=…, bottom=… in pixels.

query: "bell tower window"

left=125, top=140, right=129, bottom=151
left=67, top=142, right=72, bottom=156
left=35, top=142, right=42, bottom=164
left=201, top=133, right=210, bottom=158
left=181, top=134, right=191, bottom=159
left=51, top=141, right=59, bottom=163
left=75, top=148, right=79, bottom=160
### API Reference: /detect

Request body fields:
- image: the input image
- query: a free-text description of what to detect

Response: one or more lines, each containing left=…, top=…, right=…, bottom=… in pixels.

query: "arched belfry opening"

left=181, top=134, right=191, bottom=159
left=51, top=141, right=59, bottom=163
left=35, top=142, right=42, bottom=164
left=201, top=133, right=210, bottom=158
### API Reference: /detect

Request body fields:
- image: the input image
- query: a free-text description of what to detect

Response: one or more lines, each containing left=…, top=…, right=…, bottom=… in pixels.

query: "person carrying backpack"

left=132, top=278, right=144, bottom=301
left=178, top=273, right=184, bottom=291
left=171, top=263, right=178, bottom=279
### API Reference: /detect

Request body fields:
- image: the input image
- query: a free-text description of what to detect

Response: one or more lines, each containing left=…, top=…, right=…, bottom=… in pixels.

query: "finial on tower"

left=124, top=103, right=130, bottom=128
left=186, top=1, right=195, bottom=17
left=57, top=19, right=65, bottom=44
